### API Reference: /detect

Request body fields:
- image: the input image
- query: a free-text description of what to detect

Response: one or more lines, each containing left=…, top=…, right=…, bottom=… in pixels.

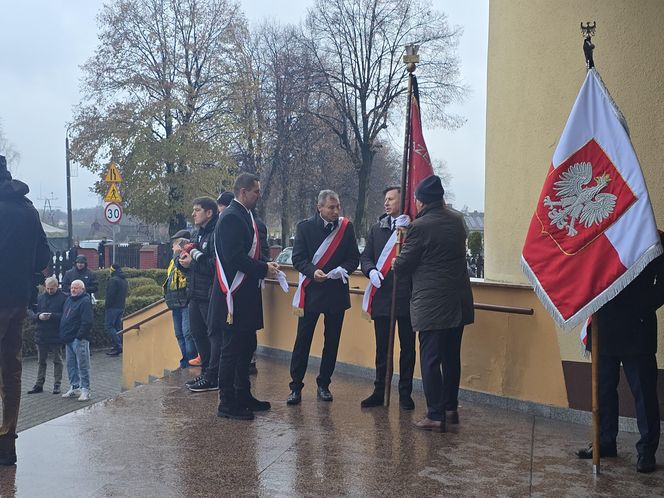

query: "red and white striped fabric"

left=521, top=68, right=662, bottom=330
left=292, top=217, right=349, bottom=315
left=361, top=231, right=398, bottom=316
left=214, top=210, right=260, bottom=324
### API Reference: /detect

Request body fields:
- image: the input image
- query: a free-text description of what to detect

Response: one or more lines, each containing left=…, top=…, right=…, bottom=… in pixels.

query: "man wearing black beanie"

left=393, top=174, right=474, bottom=433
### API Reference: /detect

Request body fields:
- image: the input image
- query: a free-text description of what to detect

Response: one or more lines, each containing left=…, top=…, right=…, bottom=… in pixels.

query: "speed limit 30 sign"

left=104, top=202, right=123, bottom=224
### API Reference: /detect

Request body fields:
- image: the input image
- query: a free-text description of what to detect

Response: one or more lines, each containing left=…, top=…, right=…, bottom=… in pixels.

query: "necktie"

left=391, top=218, right=396, bottom=231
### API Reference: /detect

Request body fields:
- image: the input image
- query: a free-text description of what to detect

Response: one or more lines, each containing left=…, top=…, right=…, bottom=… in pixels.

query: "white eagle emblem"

left=543, top=162, right=617, bottom=237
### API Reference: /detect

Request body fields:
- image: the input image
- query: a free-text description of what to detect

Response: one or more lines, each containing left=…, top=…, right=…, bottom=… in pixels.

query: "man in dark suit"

left=209, top=173, right=279, bottom=420
left=360, top=186, right=416, bottom=410
left=577, top=233, right=664, bottom=473
left=287, top=190, right=360, bottom=405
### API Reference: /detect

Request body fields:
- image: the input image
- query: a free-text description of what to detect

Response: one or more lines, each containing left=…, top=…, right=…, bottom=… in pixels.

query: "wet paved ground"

left=1, top=355, right=663, bottom=497
left=15, top=350, right=123, bottom=431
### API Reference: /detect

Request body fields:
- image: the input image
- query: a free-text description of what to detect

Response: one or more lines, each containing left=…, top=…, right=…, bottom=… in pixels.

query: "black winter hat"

left=0, top=155, right=11, bottom=181
left=415, top=175, right=445, bottom=204
left=111, top=263, right=121, bottom=272
left=75, top=255, right=88, bottom=264
left=217, top=191, right=234, bottom=207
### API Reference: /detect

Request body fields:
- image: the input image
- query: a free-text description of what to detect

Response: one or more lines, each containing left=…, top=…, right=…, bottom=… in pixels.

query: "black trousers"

left=289, top=311, right=344, bottom=391
left=419, top=327, right=464, bottom=421
left=218, top=326, right=257, bottom=404
left=372, top=316, right=415, bottom=395
left=599, top=353, right=660, bottom=457
left=188, top=299, right=211, bottom=373
left=205, top=333, right=222, bottom=384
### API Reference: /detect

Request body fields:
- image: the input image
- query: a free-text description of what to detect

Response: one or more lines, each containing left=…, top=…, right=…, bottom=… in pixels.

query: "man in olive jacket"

left=393, top=175, right=474, bottom=433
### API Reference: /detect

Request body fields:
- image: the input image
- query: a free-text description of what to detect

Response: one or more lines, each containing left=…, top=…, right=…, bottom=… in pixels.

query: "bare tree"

left=0, top=118, right=20, bottom=173
left=70, top=0, right=241, bottom=233
left=303, top=0, right=465, bottom=233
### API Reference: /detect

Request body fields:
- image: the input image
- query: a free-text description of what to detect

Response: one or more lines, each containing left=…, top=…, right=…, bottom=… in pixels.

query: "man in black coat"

left=209, top=173, right=279, bottom=420
left=577, top=233, right=664, bottom=473
left=61, top=255, right=98, bottom=296
left=393, top=175, right=474, bottom=433
left=287, top=190, right=360, bottom=405
left=104, top=264, right=128, bottom=356
left=178, top=196, right=218, bottom=385
left=0, top=155, right=51, bottom=466
left=188, top=192, right=234, bottom=392
left=360, top=186, right=416, bottom=410
left=26, top=276, right=67, bottom=395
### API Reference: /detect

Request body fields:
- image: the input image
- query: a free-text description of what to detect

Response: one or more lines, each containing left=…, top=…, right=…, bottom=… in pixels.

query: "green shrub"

left=131, top=284, right=163, bottom=298
left=92, top=268, right=167, bottom=299
left=124, top=296, right=163, bottom=315
left=127, top=277, right=156, bottom=290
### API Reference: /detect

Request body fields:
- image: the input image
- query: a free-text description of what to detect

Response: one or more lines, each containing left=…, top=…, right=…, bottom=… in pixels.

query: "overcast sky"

left=0, top=0, right=488, bottom=215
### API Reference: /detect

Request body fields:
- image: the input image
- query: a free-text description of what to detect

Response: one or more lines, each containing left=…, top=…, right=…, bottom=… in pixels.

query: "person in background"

left=0, top=154, right=51, bottom=466
left=98, top=237, right=107, bottom=269
left=104, top=263, right=128, bottom=356
left=68, top=240, right=80, bottom=268
left=60, top=280, right=94, bottom=402
left=61, top=255, right=98, bottom=297
left=165, top=229, right=197, bottom=369
left=26, top=276, right=66, bottom=395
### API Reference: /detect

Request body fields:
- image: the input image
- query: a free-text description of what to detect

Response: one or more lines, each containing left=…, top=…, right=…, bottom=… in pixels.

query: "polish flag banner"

left=521, top=68, right=662, bottom=330
left=403, top=75, right=435, bottom=219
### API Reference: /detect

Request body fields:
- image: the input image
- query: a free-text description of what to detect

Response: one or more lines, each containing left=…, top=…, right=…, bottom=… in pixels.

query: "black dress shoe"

left=249, top=363, right=258, bottom=375
left=27, top=385, right=43, bottom=394
left=240, top=392, right=271, bottom=412
left=317, top=386, right=333, bottom=402
left=445, top=410, right=459, bottom=424
left=105, top=349, right=122, bottom=356
left=361, top=391, right=384, bottom=408
left=287, top=390, right=302, bottom=405
left=637, top=454, right=656, bottom=473
left=576, top=443, right=617, bottom=459
left=217, top=405, right=255, bottom=421
left=399, top=394, right=415, bottom=410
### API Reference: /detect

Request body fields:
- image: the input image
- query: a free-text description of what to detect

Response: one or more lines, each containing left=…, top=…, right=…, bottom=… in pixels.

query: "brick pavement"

left=11, top=349, right=123, bottom=432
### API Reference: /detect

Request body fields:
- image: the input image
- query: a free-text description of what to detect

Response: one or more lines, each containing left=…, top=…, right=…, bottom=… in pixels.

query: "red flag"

left=521, top=69, right=662, bottom=329
left=403, top=76, right=434, bottom=219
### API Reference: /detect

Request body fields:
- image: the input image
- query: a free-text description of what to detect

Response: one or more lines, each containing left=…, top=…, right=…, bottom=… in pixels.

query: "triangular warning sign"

left=104, top=183, right=122, bottom=203
left=104, top=162, right=123, bottom=183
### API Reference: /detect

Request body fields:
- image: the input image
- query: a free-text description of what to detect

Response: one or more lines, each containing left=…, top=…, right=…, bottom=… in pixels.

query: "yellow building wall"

left=485, top=0, right=664, bottom=365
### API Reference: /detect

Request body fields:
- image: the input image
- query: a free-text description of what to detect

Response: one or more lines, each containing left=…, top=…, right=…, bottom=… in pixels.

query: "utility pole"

left=65, top=136, right=73, bottom=249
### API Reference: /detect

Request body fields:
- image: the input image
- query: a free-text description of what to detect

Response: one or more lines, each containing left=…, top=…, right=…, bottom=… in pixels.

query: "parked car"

left=275, top=247, right=293, bottom=265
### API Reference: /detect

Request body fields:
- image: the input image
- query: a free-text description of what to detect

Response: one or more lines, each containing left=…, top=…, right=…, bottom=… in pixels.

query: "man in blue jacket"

left=0, top=155, right=51, bottom=466
left=26, top=276, right=67, bottom=395
left=60, top=280, right=94, bottom=402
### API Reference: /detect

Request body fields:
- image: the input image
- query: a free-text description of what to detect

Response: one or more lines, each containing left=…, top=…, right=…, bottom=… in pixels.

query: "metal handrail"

left=118, top=300, right=170, bottom=336
left=262, top=278, right=534, bottom=315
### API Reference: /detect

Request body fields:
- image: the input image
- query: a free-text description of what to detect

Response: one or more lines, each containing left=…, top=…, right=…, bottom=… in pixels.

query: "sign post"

left=102, top=162, right=123, bottom=264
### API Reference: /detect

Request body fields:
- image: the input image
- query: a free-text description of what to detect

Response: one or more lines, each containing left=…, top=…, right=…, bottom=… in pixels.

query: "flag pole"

left=384, top=46, right=418, bottom=406
left=581, top=20, right=600, bottom=475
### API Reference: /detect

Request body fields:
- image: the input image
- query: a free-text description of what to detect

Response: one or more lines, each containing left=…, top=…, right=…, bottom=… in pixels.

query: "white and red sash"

left=361, top=231, right=398, bottom=317
left=215, top=210, right=260, bottom=324
left=292, top=217, right=349, bottom=315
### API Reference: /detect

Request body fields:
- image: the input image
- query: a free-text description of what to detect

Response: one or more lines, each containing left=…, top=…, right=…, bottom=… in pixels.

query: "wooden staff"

left=384, top=68, right=415, bottom=406
left=591, top=312, right=600, bottom=474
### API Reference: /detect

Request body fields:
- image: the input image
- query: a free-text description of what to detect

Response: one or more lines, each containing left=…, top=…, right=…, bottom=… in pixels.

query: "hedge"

left=131, top=284, right=164, bottom=298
